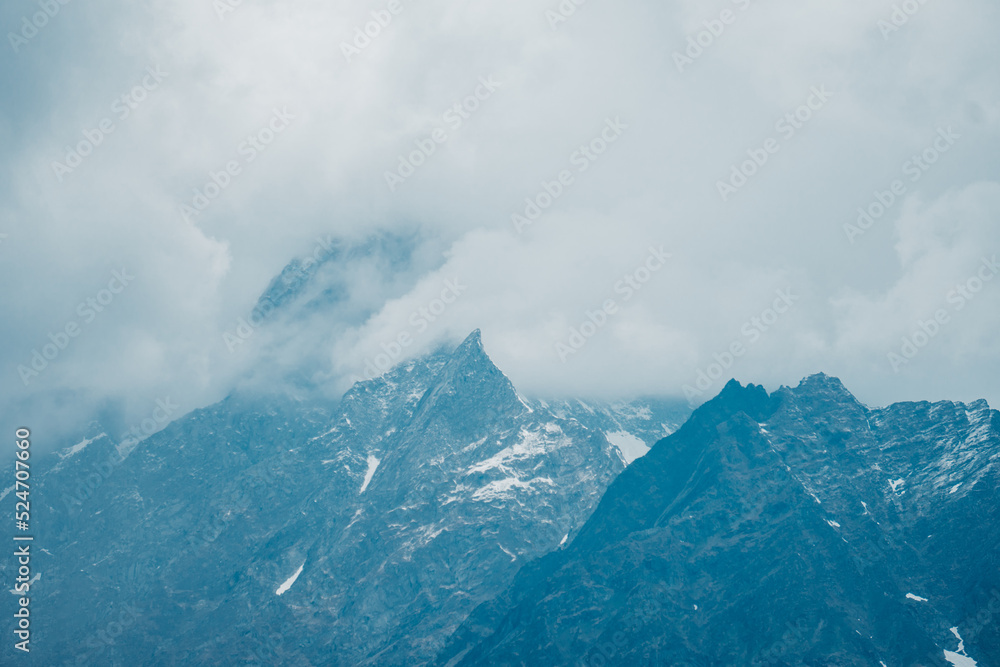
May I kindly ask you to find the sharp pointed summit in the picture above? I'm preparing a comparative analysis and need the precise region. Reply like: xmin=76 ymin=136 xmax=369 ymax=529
xmin=25 ymin=324 xmax=694 ymax=666
xmin=441 ymin=328 xmax=498 ymax=378
xmin=460 ymin=328 xmax=483 ymax=348
xmin=404 ymin=330 xmax=525 ymax=441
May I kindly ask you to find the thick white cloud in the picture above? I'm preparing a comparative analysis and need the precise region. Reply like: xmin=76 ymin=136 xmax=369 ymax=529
xmin=831 ymin=181 xmax=1000 ymax=404
xmin=1 ymin=0 xmax=999 ymax=448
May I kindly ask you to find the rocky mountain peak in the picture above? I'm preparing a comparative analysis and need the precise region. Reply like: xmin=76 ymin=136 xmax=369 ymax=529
xmin=688 ymin=378 xmax=774 ymax=428
xmin=406 ymin=330 xmax=526 ymax=433
xmin=792 ymin=372 xmax=857 ymax=399
xmin=444 ymin=328 xmax=490 ymax=369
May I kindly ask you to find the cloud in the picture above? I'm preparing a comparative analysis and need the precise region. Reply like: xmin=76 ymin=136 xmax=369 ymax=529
xmin=830 ymin=182 xmax=1000 ymax=402
xmin=2 ymin=0 xmax=999 ymax=447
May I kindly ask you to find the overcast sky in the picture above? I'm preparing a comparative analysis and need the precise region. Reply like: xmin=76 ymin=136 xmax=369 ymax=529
xmin=2 ymin=0 xmax=999 ymax=448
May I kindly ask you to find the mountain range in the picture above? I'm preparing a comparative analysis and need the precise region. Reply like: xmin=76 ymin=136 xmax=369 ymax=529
xmin=4 ymin=330 xmax=689 ymax=665
xmin=3 ymin=239 xmax=996 ymax=667
xmin=437 ymin=374 xmax=1000 ymax=667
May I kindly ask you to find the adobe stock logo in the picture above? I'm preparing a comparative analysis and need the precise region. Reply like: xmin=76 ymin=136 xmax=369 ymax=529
xmin=180 ymin=107 xmax=295 ymax=223
xmin=59 ymin=398 xmax=179 ymax=515
xmin=7 ymin=0 xmax=73 ymax=54
xmin=17 ymin=269 xmax=135 ymax=386
xmin=683 ymin=288 xmax=798 ymax=406
xmin=843 ymin=126 xmax=960 ymax=244
xmin=512 ymin=117 xmax=628 ymax=234
xmin=716 ymin=86 xmax=833 ymax=202
xmin=339 ymin=0 xmax=412 ymax=63
xmin=224 ymin=235 xmax=338 ymax=352
xmin=545 ymin=0 xmax=589 ymax=31
xmin=384 ymin=76 xmax=501 ymax=193
xmin=672 ymin=0 xmax=754 ymax=73
xmin=556 ymin=246 xmax=670 ymax=362
xmin=888 ymin=255 xmax=998 ymax=373
xmin=351 ymin=277 xmax=467 ymax=382
xmin=51 ymin=65 xmax=169 ymax=183
xmin=877 ymin=0 xmax=934 ymax=40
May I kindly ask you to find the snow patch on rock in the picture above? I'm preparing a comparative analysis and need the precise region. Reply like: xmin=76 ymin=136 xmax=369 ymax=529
xmin=605 ymin=430 xmax=649 ymax=465
xmin=360 ymin=455 xmax=381 ymax=494
xmin=276 ymin=562 xmax=305 ymax=596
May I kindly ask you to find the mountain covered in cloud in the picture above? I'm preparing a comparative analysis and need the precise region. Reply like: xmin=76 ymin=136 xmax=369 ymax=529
xmin=5 ymin=232 xmax=993 ymax=665
xmin=7 ymin=325 xmax=998 ymax=666
xmin=436 ymin=374 xmax=1000 ymax=666
xmin=5 ymin=330 xmax=688 ymax=666
xmin=221 ymin=230 xmax=452 ymax=385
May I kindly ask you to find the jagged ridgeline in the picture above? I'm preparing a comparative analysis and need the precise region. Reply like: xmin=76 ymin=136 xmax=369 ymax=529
xmin=6 ymin=330 xmax=688 ymax=666
xmin=6 ymin=229 xmax=996 ymax=667
xmin=437 ymin=376 xmax=1000 ymax=667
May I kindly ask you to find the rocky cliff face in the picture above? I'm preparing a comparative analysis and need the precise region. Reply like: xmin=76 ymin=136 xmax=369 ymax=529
xmin=17 ymin=329 xmax=989 ymax=667
xmin=438 ymin=375 xmax=1000 ymax=667
xmin=5 ymin=331 xmax=687 ymax=666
